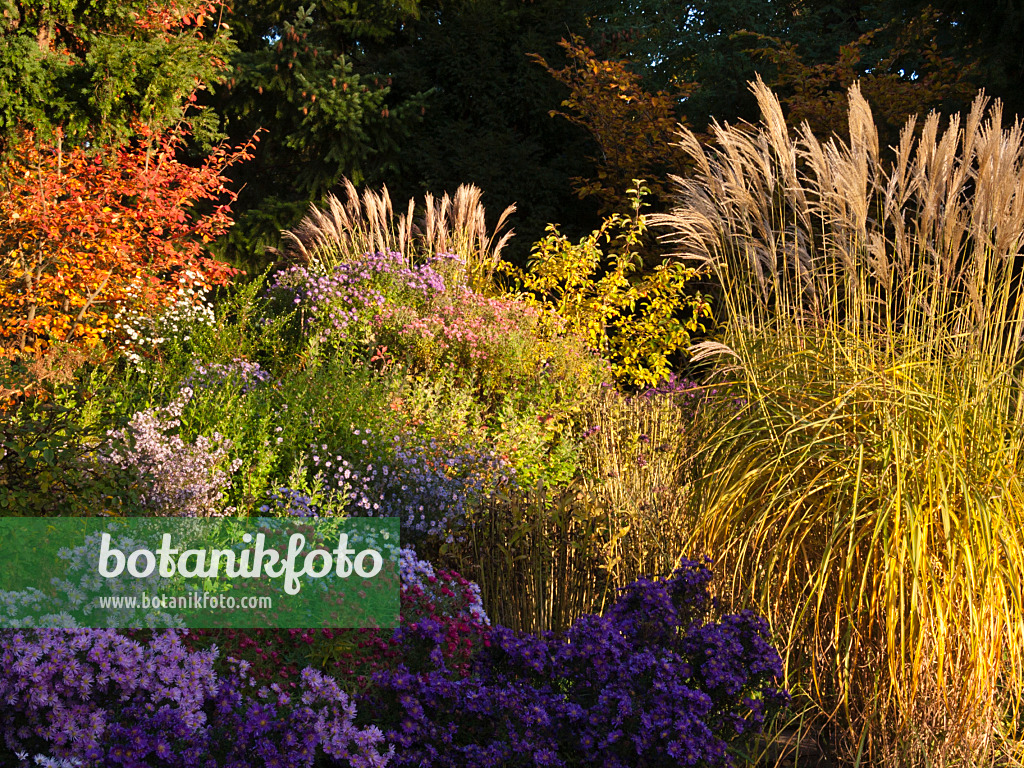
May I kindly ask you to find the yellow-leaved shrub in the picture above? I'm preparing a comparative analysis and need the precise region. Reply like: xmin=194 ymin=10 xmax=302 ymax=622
xmin=503 ymin=182 xmax=712 ymax=388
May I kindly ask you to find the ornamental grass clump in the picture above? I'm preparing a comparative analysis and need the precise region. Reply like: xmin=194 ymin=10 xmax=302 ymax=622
xmin=654 ymin=78 xmax=1024 ymax=765
xmin=451 ymin=383 xmax=728 ymax=635
xmin=281 ymin=178 xmax=515 ymax=291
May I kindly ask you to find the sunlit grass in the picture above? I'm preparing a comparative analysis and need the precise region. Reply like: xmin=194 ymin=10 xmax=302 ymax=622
xmin=280 ymin=177 xmax=515 ymax=290
xmin=655 ymin=78 xmax=1024 ymax=765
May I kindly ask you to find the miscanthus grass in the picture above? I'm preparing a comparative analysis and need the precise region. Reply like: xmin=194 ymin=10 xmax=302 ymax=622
xmin=654 ymin=79 xmax=1024 ymax=766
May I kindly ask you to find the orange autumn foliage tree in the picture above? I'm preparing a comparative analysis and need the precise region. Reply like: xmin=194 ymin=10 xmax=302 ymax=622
xmin=530 ymin=36 xmax=693 ymax=214
xmin=0 ymin=127 xmax=257 ymax=356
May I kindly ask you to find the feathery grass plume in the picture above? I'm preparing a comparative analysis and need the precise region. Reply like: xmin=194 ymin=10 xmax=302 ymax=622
xmin=653 ymin=77 xmax=1024 ymax=766
xmin=281 ymin=178 xmax=415 ymax=267
xmin=281 ymin=180 xmax=514 ymax=289
xmin=420 ymin=183 xmax=516 ymax=290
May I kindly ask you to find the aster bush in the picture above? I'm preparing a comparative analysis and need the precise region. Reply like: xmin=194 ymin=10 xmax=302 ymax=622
xmin=97 ymin=388 xmax=242 ymax=517
xmin=261 ymin=430 xmax=514 ymax=543
xmin=184 ymin=547 xmax=490 ymax=694
xmin=266 ymin=251 xmax=454 ymax=354
xmin=112 ymin=271 xmax=218 ymax=375
xmin=266 ymin=248 xmax=604 ymax=417
xmin=180 ymin=358 xmax=274 ymax=396
xmin=371 ymin=290 xmax=603 ymax=409
xmin=0 ymin=628 xmax=392 ymax=767
xmin=363 ymin=561 xmax=787 ymax=768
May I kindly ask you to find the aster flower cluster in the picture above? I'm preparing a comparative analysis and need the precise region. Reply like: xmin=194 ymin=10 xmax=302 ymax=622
xmin=267 ymin=251 xmax=453 ymax=343
xmin=370 ymin=293 xmax=547 ymax=380
xmin=365 ymin=560 xmax=788 ymax=768
xmin=372 ymin=293 xmax=537 ymax=365
xmin=392 ymin=547 xmax=490 ymax=677
xmin=98 ymin=389 xmax=241 ymax=516
xmin=640 ymin=373 xmax=706 ymax=400
xmin=179 ymin=358 xmax=273 ymax=395
xmin=262 ymin=430 xmax=514 ymax=542
xmin=0 ymin=629 xmax=219 ymax=763
xmin=184 ymin=548 xmax=490 ymax=692
xmin=113 ymin=272 xmax=217 ymax=372
xmin=399 ymin=547 xmax=488 ymax=631
xmin=371 ymin=289 xmax=603 ymax=409
xmin=0 ymin=629 xmax=392 ymax=767
xmin=347 ymin=435 xmax=514 ymax=541
xmin=0 ymin=531 xmax=185 ymax=630
xmin=639 ymin=374 xmax=748 ymax=422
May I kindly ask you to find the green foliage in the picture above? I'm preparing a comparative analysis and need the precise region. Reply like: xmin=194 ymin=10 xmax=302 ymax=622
xmin=0 ymin=351 xmax=146 ymax=514
xmin=209 ymin=0 xmax=428 ymax=266
xmin=112 ymin=338 xmax=402 ymax=514
xmin=506 ymin=182 xmax=712 ymax=389
xmin=0 ymin=0 xmax=234 ymax=148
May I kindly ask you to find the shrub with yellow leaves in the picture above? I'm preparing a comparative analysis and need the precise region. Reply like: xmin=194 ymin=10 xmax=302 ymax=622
xmin=503 ymin=182 xmax=712 ymax=389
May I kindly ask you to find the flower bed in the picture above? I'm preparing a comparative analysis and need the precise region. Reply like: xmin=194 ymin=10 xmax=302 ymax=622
xmin=0 ymin=246 xmax=786 ymax=766
xmin=1 ymin=553 xmax=786 ymax=767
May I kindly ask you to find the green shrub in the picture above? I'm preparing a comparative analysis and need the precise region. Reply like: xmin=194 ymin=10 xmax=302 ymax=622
xmin=0 ymin=348 xmax=147 ymax=515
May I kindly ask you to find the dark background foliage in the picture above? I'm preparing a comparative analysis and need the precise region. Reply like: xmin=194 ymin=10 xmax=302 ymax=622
xmin=3 ymin=0 xmax=1021 ymax=268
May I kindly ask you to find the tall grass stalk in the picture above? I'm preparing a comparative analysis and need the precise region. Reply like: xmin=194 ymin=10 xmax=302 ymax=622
xmin=281 ymin=178 xmax=515 ymax=288
xmin=653 ymin=79 xmax=1024 ymax=765
xmin=448 ymin=389 xmax=700 ymax=634
xmin=577 ymin=386 xmax=698 ymax=586
xmin=452 ymin=480 xmax=616 ymax=634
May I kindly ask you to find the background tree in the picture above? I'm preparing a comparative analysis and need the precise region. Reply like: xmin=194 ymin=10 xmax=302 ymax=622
xmin=0 ymin=0 xmax=260 ymax=356
xmin=207 ymin=0 xmax=429 ymax=266
xmin=0 ymin=0 xmax=234 ymax=149
xmin=742 ymin=5 xmax=978 ymax=147
xmin=352 ymin=0 xmax=600 ymax=267
xmin=531 ymin=35 xmax=692 ymax=216
xmin=586 ymin=0 xmax=1022 ymax=135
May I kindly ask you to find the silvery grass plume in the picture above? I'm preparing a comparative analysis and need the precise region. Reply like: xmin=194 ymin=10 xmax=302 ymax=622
xmin=280 ymin=178 xmax=515 ymax=291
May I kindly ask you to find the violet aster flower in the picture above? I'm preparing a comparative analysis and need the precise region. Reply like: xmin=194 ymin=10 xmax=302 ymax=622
xmin=364 ymin=560 xmax=787 ymax=767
